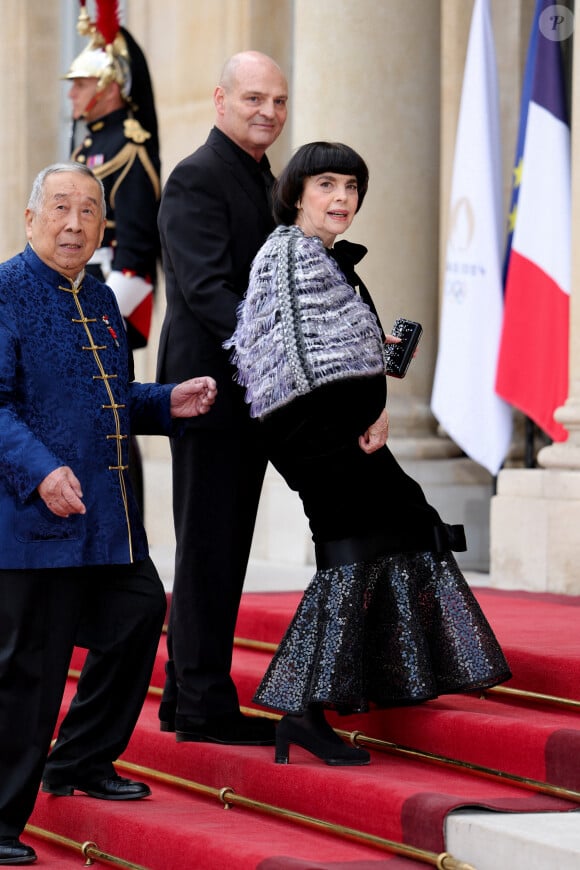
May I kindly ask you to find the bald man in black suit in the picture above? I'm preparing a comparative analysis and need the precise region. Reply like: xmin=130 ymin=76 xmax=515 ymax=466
xmin=156 ymin=51 xmax=288 ymax=744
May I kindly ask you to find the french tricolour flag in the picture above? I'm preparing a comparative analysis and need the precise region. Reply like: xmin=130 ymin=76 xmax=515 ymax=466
xmin=495 ymin=0 xmax=571 ymax=442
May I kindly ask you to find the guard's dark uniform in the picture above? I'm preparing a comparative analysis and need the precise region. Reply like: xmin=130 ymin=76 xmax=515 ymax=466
xmin=73 ymin=106 xmax=161 ymax=350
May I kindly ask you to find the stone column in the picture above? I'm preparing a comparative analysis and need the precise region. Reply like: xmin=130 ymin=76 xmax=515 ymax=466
xmin=490 ymin=3 xmax=580 ymax=594
xmin=0 ymin=1 xmax=60 ymax=263
xmin=293 ymin=0 xmax=442 ymax=445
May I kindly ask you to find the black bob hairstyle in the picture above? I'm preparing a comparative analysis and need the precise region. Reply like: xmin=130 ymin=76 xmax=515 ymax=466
xmin=272 ymin=141 xmax=369 ymax=227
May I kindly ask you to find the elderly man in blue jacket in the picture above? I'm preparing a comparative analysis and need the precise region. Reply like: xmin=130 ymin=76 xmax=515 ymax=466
xmin=0 ymin=162 xmax=216 ymax=865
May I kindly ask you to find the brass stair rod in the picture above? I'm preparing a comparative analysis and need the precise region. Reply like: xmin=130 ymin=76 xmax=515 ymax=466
xmin=484 ymin=684 xmax=580 ymax=712
xmin=24 ymin=824 xmax=149 ymax=869
xmin=115 ymin=759 xmax=475 ymax=870
xmin=216 ymin=787 xmax=476 ymax=870
xmin=342 ymin=730 xmax=580 ymax=804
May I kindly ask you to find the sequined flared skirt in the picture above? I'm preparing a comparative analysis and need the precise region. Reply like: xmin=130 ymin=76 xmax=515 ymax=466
xmin=254 ymin=551 xmax=511 ymax=714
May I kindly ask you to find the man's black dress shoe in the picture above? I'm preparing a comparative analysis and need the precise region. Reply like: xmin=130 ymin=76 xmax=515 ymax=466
xmin=41 ymin=775 xmax=151 ymax=801
xmin=0 ymin=838 xmax=37 ymax=865
xmin=175 ymin=711 xmax=276 ymax=745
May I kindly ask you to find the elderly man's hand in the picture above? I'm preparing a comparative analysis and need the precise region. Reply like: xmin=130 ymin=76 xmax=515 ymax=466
xmin=38 ymin=466 xmax=86 ymax=517
xmin=170 ymin=376 xmax=217 ymax=418
xmin=358 ymin=408 xmax=389 ymax=454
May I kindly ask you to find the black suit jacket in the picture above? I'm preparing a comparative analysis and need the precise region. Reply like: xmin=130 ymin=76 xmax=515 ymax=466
xmin=156 ymin=127 xmax=276 ymax=428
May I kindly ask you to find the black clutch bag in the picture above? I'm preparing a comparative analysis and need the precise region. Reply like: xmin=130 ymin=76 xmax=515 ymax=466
xmin=383 ymin=318 xmax=423 ymax=378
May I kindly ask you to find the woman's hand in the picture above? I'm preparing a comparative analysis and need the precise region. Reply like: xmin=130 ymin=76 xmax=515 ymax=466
xmin=358 ymin=408 xmax=389 ymax=454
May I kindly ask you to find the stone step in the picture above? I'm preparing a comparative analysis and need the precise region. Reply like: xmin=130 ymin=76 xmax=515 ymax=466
xmin=446 ymin=809 xmax=580 ymax=870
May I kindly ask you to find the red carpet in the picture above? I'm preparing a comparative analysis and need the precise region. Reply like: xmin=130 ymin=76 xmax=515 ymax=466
xmin=31 ymin=586 xmax=580 ymax=869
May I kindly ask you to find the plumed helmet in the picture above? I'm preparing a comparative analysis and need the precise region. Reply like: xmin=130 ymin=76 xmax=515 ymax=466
xmin=63 ymin=1 xmax=132 ymax=100
xmin=118 ymin=26 xmax=160 ymax=157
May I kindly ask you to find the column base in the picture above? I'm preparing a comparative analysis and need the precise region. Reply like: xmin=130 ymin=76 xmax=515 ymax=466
xmin=490 ymin=468 xmax=580 ymax=594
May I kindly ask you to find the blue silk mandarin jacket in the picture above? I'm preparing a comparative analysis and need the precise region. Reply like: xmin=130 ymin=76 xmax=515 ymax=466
xmin=0 ymin=245 xmax=175 ymax=569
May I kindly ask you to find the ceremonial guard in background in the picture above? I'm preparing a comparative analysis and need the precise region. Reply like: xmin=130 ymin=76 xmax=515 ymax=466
xmin=64 ymin=0 xmax=162 ymax=512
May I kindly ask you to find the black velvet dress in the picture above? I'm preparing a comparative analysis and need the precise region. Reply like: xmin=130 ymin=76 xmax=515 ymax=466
xmin=253 ymin=374 xmax=511 ymax=715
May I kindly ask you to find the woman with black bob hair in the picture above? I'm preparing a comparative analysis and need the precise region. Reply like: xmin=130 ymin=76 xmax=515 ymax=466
xmin=272 ymin=140 xmax=369 ymax=225
xmin=225 ymin=141 xmax=510 ymax=766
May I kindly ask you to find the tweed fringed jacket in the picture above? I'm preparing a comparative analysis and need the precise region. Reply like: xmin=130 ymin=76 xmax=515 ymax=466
xmin=225 ymin=225 xmax=386 ymax=419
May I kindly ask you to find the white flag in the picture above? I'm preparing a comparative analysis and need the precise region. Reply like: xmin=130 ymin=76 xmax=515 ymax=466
xmin=431 ymin=0 xmax=512 ymax=475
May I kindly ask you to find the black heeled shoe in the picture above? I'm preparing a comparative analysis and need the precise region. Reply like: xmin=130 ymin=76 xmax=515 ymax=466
xmin=275 ymin=712 xmax=370 ymax=766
